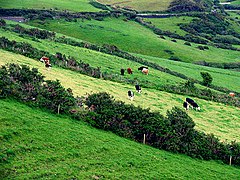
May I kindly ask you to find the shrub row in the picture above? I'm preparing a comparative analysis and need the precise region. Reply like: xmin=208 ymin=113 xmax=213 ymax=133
xmin=0 ymin=36 xmax=102 ymax=78
xmin=83 ymin=92 xmax=240 ymax=166
xmin=0 ymin=33 xmax=239 ymax=107
xmin=1 ymin=63 xmax=239 ymax=167
xmin=0 ymin=63 xmax=76 ymax=113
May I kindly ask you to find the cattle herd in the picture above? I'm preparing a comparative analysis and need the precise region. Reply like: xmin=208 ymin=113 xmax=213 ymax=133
xmin=40 ymin=58 xmax=201 ymax=111
xmin=124 ymin=66 xmax=202 ymax=111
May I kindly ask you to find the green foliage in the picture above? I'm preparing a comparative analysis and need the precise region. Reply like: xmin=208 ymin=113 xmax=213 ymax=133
xmin=84 ymin=92 xmax=240 ymax=166
xmin=200 ymin=71 xmax=213 ymax=86
xmin=0 ymin=63 xmax=76 ymax=113
xmin=1 ymin=99 xmax=240 ymax=179
xmin=0 ymin=19 xmax=6 ymax=26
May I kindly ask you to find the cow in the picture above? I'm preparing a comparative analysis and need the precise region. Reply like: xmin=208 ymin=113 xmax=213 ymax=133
xmin=128 ymin=90 xmax=134 ymax=101
xmin=229 ymin=92 xmax=235 ymax=97
xmin=138 ymin=66 xmax=148 ymax=71
xmin=40 ymin=56 xmax=49 ymax=63
xmin=135 ymin=84 xmax=141 ymax=93
xmin=183 ymin=101 xmax=189 ymax=110
xmin=192 ymin=102 xmax=200 ymax=111
xmin=127 ymin=68 xmax=133 ymax=74
xmin=186 ymin=97 xmax=195 ymax=105
xmin=142 ymin=68 xmax=149 ymax=75
xmin=120 ymin=68 xmax=125 ymax=76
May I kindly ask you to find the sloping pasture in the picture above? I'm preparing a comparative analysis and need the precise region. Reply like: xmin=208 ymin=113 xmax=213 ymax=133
xmin=0 ymin=27 xmax=186 ymax=89
xmin=0 ymin=0 xmax=100 ymax=12
xmin=97 ymin=0 xmax=172 ymax=11
xmin=143 ymin=16 xmax=196 ymax=36
xmin=135 ymin=53 xmax=240 ymax=93
xmin=26 ymin=17 xmax=240 ymax=63
xmin=1 ymin=50 xmax=240 ymax=142
xmin=1 ymin=99 xmax=240 ymax=179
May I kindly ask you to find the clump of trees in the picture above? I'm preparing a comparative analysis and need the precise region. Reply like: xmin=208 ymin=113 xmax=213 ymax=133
xmin=201 ymin=72 xmax=213 ymax=86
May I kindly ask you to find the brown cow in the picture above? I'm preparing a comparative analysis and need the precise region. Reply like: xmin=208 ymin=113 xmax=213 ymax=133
xmin=229 ymin=92 xmax=235 ymax=97
xmin=127 ymin=68 xmax=133 ymax=74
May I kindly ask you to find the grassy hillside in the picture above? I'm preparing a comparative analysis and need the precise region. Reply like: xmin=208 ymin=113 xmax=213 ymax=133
xmin=0 ymin=27 xmax=186 ymax=89
xmin=0 ymin=0 xmax=100 ymax=12
xmin=143 ymin=16 xmax=195 ymax=36
xmin=97 ymin=0 xmax=172 ymax=11
xmin=1 ymin=99 xmax=240 ymax=179
xmin=27 ymin=17 xmax=240 ymax=63
xmin=135 ymin=53 xmax=240 ymax=92
xmin=1 ymin=49 xmax=240 ymax=142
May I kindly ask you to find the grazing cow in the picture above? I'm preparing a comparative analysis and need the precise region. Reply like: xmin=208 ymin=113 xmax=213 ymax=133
xmin=192 ymin=102 xmax=200 ymax=111
xmin=120 ymin=68 xmax=125 ymax=76
xmin=229 ymin=92 xmax=235 ymax=97
xmin=183 ymin=101 xmax=189 ymax=110
xmin=186 ymin=97 xmax=195 ymax=105
xmin=128 ymin=90 xmax=134 ymax=101
xmin=40 ymin=56 xmax=49 ymax=63
xmin=138 ymin=66 xmax=148 ymax=71
xmin=135 ymin=84 xmax=141 ymax=93
xmin=127 ymin=68 xmax=133 ymax=74
xmin=142 ymin=68 xmax=149 ymax=75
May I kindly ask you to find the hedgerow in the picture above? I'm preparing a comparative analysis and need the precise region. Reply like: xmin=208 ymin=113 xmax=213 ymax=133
xmin=0 ymin=63 xmax=76 ymax=113
xmin=83 ymin=92 xmax=240 ymax=166
xmin=1 ymin=63 xmax=240 ymax=166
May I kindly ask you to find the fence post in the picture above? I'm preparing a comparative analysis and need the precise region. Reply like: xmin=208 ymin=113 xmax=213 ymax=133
xmin=229 ymin=155 xmax=232 ymax=166
xmin=143 ymin=134 xmax=146 ymax=144
xmin=58 ymin=104 xmax=60 ymax=114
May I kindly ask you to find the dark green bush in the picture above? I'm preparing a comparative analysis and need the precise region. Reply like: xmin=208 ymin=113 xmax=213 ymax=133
xmin=84 ymin=92 xmax=240 ymax=166
xmin=0 ymin=63 xmax=76 ymax=113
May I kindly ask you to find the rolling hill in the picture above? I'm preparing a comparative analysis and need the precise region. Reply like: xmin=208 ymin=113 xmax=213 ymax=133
xmin=1 ymin=99 xmax=240 ymax=179
xmin=1 ymin=0 xmax=240 ymax=178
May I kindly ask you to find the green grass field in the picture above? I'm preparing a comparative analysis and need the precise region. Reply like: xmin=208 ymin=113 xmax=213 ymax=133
xmin=1 ymin=99 xmax=240 ymax=179
xmin=143 ymin=16 xmax=196 ymax=36
xmin=135 ymin=53 xmax=240 ymax=92
xmin=1 ymin=50 xmax=240 ymax=142
xmin=97 ymin=0 xmax=172 ymax=11
xmin=0 ymin=0 xmax=99 ymax=12
xmin=27 ymin=17 xmax=240 ymax=63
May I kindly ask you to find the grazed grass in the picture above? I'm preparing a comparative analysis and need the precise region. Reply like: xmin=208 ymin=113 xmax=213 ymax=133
xmin=0 ymin=27 xmax=186 ymax=90
xmin=1 ymin=50 xmax=240 ymax=142
xmin=0 ymin=0 xmax=100 ymax=12
xmin=135 ymin=53 xmax=240 ymax=92
xmin=1 ymin=99 xmax=240 ymax=179
xmin=143 ymin=16 xmax=196 ymax=36
xmin=26 ymin=17 xmax=240 ymax=63
xmin=97 ymin=0 xmax=172 ymax=11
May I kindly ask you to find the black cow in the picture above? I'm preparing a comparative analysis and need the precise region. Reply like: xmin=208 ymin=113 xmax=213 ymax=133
xmin=183 ymin=101 xmax=189 ymax=110
xmin=138 ymin=66 xmax=148 ymax=71
xmin=128 ymin=90 xmax=134 ymax=101
xmin=192 ymin=102 xmax=200 ymax=111
xmin=120 ymin=68 xmax=125 ymax=75
xmin=186 ymin=97 xmax=194 ymax=105
xmin=135 ymin=84 xmax=141 ymax=93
